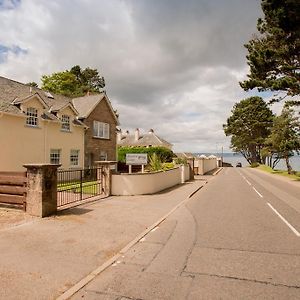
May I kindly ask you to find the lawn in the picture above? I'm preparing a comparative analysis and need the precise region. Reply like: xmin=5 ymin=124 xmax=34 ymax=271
xmin=256 ymin=164 xmax=300 ymax=181
xmin=58 ymin=180 xmax=100 ymax=194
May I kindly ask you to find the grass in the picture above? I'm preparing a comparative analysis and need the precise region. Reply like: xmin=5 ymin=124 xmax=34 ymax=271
xmin=58 ymin=180 xmax=100 ymax=194
xmin=256 ymin=164 xmax=300 ymax=181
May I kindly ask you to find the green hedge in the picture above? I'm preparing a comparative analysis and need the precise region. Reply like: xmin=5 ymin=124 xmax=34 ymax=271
xmin=118 ymin=146 xmax=174 ymax=163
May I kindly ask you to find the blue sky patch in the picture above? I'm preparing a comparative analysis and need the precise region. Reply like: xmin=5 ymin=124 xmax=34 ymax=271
xmin=0 ymin=44 xmax=28 ymax=63
xmin=0 ymin=0 xmax=21 ymax=10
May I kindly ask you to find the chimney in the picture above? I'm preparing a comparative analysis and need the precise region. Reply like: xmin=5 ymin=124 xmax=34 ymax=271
xmin=29 ymin=86 xmax=32 ymax=94
xmin=135 ymin=128 xmax=140 ymax=141
xmin=117 ymin=129 xmax=122 ymax=142
xmin=149 ymin=128 xmax=154 ymax=134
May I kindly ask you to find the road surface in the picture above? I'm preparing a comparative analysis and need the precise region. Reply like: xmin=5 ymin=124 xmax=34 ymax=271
xmin=72 ymin=167 xmax=300 ymax=300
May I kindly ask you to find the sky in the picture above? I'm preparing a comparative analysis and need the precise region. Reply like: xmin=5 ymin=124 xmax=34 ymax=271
xmin=0 ymin=0 xmax=274 ymax=153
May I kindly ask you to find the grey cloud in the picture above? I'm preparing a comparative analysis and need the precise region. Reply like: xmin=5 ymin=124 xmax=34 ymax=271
xmin=0 ymin=0 xmax=262 ymax=152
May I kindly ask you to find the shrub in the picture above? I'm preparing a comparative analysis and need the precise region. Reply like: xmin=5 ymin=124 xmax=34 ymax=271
xmin=148 ymin=153 xmax=163 ymax=171
xmin=162 ymin=162 xmax=175 ymax=170
xmin=250 ymin=162 xmax=260 ymax=168
xmin=173 ymin=157 xmax=188 ymax=165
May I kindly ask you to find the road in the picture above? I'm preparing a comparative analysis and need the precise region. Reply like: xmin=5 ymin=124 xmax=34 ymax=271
xmin=71 ymin=167 xmax=300 ymax=300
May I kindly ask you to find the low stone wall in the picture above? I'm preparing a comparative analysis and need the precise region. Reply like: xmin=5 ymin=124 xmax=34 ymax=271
xmin=112 ymin=166 xmax=189 ymax=196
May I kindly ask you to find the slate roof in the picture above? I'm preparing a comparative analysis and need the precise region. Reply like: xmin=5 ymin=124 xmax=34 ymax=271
xmin=118 ymin=129 xmax=172 ymax=149
xmin=175 ymin=152 xmax=195 ymax=159
xmin=0 ymin=76 xmax=74 ymax=115
xmin=72 ymin=93 xmax=119 ymax=124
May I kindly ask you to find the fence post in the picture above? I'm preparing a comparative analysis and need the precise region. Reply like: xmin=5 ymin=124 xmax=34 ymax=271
xmin=23 ymin=164 xmax=60 ymax=217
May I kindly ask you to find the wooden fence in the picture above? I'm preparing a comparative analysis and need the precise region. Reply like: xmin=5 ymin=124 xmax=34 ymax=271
xmin=0 ymin=172 xmax=27 ymax=210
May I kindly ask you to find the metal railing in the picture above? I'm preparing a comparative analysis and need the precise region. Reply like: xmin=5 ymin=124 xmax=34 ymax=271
xmin=57 ymin=167 xmax=103 ymax=208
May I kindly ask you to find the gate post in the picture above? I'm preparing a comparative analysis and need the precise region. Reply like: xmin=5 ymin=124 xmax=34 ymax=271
xmin=23 ymin=164 xmax=60 ymax=217
xmin=95 ymin=161 xmax=117 ymax=197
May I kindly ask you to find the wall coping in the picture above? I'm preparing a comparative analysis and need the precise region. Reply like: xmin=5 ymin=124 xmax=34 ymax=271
xmin=23 ymin=164 xmax=61 ymax=168
xmin=115 ymin=166 xmax=180 ymax=176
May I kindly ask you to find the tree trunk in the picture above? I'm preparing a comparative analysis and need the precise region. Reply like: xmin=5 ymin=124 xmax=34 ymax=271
xmin=285 ymin=155 xmax=293 ymax=174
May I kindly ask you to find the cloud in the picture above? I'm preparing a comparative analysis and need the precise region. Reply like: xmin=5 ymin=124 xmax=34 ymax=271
xmin=0 ymin=0 xmax=263 ymax=152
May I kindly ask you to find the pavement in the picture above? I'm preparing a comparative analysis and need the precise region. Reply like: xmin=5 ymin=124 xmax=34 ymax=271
xmin=0 ymin=175 xmax=209 ymax=300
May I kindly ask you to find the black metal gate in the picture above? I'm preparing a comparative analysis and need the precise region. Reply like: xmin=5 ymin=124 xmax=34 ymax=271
xmin=57 ymin=167 xmax=104 ymax=208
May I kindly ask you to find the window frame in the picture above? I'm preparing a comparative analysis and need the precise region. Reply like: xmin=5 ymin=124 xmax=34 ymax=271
xmin=99 ymin=151 xmax=107 ymax=161
xmin=26 ymin=107 xmax=38 ymax=127
xmin=93 ymin=121 xmax=110 ymax=139
xmin=50 ymin=149 xmax=61 ymax=165
xmin=61 ymin=115 xmax=71 ymax=132
xmin=70 ymin=149 xmax=80 ymax=166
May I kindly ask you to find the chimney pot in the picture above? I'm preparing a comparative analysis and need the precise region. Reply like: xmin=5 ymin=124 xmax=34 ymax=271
xmin=135 ymin=128 xmax=140 ymax=141
xmin=117 ymin=129 xmax=122 ymax=142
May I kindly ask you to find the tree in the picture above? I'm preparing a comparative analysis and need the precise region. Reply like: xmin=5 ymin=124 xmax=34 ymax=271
xmin=240 ymin=0 xmax=300 ymax=104
xmin=266 ymin=107 xmax=300 ymax=173
xmin=26 ymin=82 xmax=38 ymax=88
xmin=223 ymin=96 xmax=274 ymax=164
xmin=41 ymin=65 xmax=105 ymax=97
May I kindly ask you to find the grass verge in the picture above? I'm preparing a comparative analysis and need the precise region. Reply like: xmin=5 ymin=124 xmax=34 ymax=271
xmin=256 ymin=165 xmax=300 ymax=181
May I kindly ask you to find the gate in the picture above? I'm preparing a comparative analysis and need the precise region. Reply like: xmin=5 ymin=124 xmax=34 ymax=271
xmin=57 ymin=166 xmax=104 ymax=208
xmin=0 ymin=172 xmax=27 ymax=210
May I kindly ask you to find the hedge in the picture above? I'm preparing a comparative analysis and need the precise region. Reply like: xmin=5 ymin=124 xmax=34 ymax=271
xmin=118 ymin=146 xmax=174 ymax=163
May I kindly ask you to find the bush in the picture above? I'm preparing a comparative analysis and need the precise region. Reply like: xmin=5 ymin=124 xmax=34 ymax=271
xmin=118 ymin=146 xmax=174 ymax=163
xmin=250 ymin=162 xmax=260 ymax=168
xmin=173 ymin=157 xmax=188 ymax=165
xmin=162 ymin=162 xmax=175 ymax=170
xmin=148 ymin=153 xmax=162 ymax=171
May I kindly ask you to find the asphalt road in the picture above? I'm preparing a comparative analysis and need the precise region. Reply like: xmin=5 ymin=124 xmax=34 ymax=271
xmin=72 ymin=168 xmax=300 ymax=300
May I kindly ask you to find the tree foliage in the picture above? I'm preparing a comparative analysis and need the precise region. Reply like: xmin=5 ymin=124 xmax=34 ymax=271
xmin=223 ymin=96 xmax=274 ymax=163
xmin=240 ymin=0 xmax=300 ymax=103
xmin=266 ymin=107 xmax=300 ymax=173
xmin=26 ymin=82 xmax=38 ymax=88
xmin=41 ymin=65 xmax=105 ymax=97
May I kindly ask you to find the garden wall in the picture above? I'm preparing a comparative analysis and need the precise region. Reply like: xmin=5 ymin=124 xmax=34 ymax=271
xmin=112 ymin=166 xmax=189 ymax=196
xmin=194 ymin=157 xmax=218 ymax=175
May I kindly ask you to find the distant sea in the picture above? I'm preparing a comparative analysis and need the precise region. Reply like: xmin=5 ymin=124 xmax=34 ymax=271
xmin=195 ymin=153 xmax=300 ymax=171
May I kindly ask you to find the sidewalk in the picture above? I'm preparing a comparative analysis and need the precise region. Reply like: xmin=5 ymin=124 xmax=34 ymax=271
xmin=0 ymin=177 xmax=208 ymax=300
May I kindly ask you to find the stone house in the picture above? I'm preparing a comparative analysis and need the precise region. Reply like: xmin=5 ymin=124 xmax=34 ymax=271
xmin=0 ymin=76 xmax=86 ymax=171
xmin=117 ymin=128 xmax=172 ymax=149
xmin=72 ymin=93 xmax=120 ymax=167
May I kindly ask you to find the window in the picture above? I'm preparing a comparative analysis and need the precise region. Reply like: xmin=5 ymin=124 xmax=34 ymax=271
xmin=50 ymin=149 xmax=61 ymax=164
xmin=70 ymin=150 xmax=79 ymax=166
xmin=99 ymin=151 xmax=107 ymax=161
xmin=61 ymin=115 xmax=70 ymax=131
xmin=26 ymin=107 xmax=38 ymax=126
xmin=93 ymin=121 xmax=109 ymax=139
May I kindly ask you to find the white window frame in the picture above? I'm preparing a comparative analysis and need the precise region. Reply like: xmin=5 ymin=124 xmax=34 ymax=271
xmin=93 ymin=121 xmax=110 ymax=139
xmin=70 ymin=150 xmax=80 ymax=166
xmin=99 ymin=151 xmax=107 ymax=161
xmin=50 ymin=149 xmax=61 ymax=164
xmin=26 ymin=107 xmax=38 ymax=127
xmin=61 ymin=115 xmax=70 ymax=132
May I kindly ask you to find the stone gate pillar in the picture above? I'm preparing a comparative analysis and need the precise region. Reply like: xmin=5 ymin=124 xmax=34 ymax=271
xmin=23 ymin=164 xmax=61 ymax=217
xmin=95 ymin=161 xmax=117 ymax=197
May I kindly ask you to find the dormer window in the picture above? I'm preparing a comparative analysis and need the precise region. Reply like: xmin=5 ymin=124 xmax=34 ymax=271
xmin=26 ymin=107 xmax=38 ymax=127
xmin=61 ymin=115 xmax=70 ymax=131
